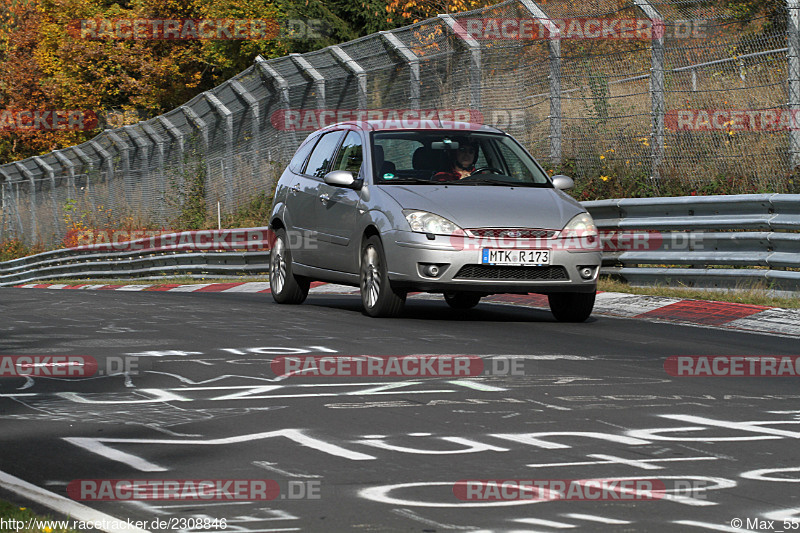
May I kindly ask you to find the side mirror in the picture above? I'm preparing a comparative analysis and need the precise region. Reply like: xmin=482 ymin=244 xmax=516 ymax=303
xmin=324 ymin=170 xmax=362 ymax=190
xmin=552 ymin=175 xmax=574 ymax=190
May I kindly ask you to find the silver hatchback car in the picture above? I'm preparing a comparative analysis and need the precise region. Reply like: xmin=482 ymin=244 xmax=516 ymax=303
xmin=269 ymin=120 xmax=601 ymax=320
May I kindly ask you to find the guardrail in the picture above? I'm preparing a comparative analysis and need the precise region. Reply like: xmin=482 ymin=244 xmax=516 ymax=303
xmin=584 ymin=194 xmax=800 ymax=291
xmin=2 ymin=195 xmax=800 ymax=291
xmin=0 ymin=228 xmax=273 ymax=287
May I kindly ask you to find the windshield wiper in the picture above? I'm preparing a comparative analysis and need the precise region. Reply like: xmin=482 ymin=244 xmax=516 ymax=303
xmin=378 ymin=177 xmax=435 ymax=185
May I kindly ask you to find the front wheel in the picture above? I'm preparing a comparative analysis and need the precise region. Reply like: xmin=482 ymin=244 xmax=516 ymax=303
xmin=548 ymin=292 xmax=596 ymax=322
xmin=270 ymin=228 xmax=310 ymax=304
xmin=444 ymin=291 xmax=482 ymax=310
xmin=360 ymin=236 xmax=406 ymax=317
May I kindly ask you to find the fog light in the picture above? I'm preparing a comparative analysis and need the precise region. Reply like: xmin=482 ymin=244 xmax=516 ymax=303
xmin=419 ymin=263 xmax=447 ymax=278
xmin=579 ymin=266 xmax=596 ymax=280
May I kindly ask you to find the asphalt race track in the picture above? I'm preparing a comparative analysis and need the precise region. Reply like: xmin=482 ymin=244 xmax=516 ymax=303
xmin=1 ymin=287 xmax=799 ymax=532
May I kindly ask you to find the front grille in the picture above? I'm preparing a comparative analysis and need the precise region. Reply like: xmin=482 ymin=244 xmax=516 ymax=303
xmin=454 ymin=265 xmax=569 ymax=281
xmin=466 ymin=228 xmax=558 ymax=239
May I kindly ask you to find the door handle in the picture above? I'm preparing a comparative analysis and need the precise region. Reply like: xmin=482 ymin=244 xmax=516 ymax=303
xmin=319 ymin=193 xmax=330 ymax=205
xmin=289 ymin=184 xmax=300 ymax=195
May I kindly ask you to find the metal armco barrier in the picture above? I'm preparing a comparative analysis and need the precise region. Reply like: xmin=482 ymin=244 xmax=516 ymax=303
xmin=2 ymin=195 xmax=800 ymax=291
xmin=0 ymin=228 xmax=273 ymax=286
xmin=583 ymin=194 xmax=800 ymax=291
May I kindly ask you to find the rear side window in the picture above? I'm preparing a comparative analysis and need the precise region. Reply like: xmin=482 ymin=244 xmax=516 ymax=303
xmin=305 ymin=131 xmax=344 ymax=179
xmin=288 ymin=134 xmax=319 ymax=173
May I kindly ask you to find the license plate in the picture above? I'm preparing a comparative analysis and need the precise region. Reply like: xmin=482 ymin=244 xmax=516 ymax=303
xmin=482 ymin=249 xmax=550 ymax=266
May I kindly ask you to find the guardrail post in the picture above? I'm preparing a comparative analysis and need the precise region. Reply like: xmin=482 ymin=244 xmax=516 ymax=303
xmin=14 ymin=163 xmax=36 ymax=243
xmin=789 ymin=0 xmax=800 ymax=170
xmin=330 ymin=46 xmax=368 ymax=110
xmin=33 ymin=156 xmax=60 ymax=239
xmin=520 ymin=0 xmax=561 ymax=167
xmin=290 ymin=53 xmax=326 ymax=110
xmin=380 ymin=30 xmax=421 ymax=110
xmin=140 ymin=123 xmax=167 ymax=221
xmin=204 ymin=92 xmax=235 ymax=211
xmin=438 ymin=14 xmax=482 ymax=109
xmin=634 ymin=0 xmax=665 ymax=181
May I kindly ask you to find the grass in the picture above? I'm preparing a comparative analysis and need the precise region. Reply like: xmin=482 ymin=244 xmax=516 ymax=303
xmin=18 ymin=275 xmax=800 ymax=309
xmin=0 ymin=500 xmax=79 ymax=533
xmin=597 ymin=277 xmax=800 ymax=309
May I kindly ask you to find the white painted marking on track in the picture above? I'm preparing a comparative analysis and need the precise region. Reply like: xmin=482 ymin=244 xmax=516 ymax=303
xmin=222 ymin=282 xmax=271 ymax=292
xmin=564 ymin=513 xmax=631 ymax=524
xmin=0 ymin=469 xmax=149 ymax=533
xmin=167 ymin=284 xmax=213 ymax=291
xmin=512 ymin=517 xmax=576 ymax=528
xmin=446 ymin=380 xmax=507 ymax=392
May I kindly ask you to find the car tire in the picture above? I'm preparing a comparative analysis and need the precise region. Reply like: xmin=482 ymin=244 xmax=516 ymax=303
xmin=270 ymin=228 xmax=310 ymax=304
xmin=360 ymin=236 xmax=406 ymax=317
xmin=547 ymin=291 xmax=596 ymax=322
xmin=444 ymin=291 xmax=482 ymax=310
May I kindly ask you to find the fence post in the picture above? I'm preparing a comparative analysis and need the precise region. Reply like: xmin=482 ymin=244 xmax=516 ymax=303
xmin=106 ymin=130 xmax=133 ymax=206
xmin=634 ymin=0 xmax=665 ymax=180
xmin=14 ymin=163 xmax=36 ymax=243
xmin=181 ymin=105 xmax=212 ymax=201
xmin=290 ymin=53 xmax=326 ymax=110
xmin=789 ymin=0 xmax=800 ymax=170
xmin=32 ymin=156 xmax=60 ymax=240
xmin=438 ymin=14 xmax=481 ymax=109
xmin=0 ymin=168 xmax=9 ymax=241
xmin=157 ymin=115 xmax=185 ymax=182
xmin=520 ymin=0 xmax=561 ymax=167
xmin=141 ymin=122 xmax=167 ymax=222
xmin=380 ymin=30 xmax=421 ymax=110
xmin=70 ymin=146 xmax=96 ymax=212
xmin=230 ymin=80 xmax=261 ymax=171
xmin=254 ymin=55 xmax=296 ymax=159
xmin=330 ymin=46 xmax=368 ymax=110
xmin=204 ymin=92 xmax=235 ymax=211
xmin=53 ymin=150 xmax=76 ymax=202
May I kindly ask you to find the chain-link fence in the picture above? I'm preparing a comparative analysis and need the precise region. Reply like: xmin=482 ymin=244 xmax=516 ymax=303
xmin=1 ymin=0 xmax=797 ymax=247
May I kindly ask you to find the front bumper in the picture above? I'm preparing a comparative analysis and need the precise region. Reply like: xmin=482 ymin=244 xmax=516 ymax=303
xmin=384 ymin=230 xmax=601 ymax=294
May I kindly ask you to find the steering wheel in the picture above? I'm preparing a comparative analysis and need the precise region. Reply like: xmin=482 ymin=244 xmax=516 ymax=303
xmin=467 ymin=167 xmax=503 ymax=177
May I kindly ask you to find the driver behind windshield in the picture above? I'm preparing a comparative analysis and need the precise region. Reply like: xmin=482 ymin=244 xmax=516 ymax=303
xmin=434 ymin=138 xmax=478 ymax=181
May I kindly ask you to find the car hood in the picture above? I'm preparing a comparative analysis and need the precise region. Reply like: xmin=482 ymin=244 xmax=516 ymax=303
xmin=379 ymin=184 xmax=585 ymax=230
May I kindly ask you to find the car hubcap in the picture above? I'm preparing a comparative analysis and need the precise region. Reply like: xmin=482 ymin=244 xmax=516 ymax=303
xmin=270 ymin=237 xmax=286 ymax=294
xmin=362 ymin=246 xmax=380 ymax=308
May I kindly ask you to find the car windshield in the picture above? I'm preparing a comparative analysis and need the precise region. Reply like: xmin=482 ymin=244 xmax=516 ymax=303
xmin=371 ymin=131 xmax=552 ymax=186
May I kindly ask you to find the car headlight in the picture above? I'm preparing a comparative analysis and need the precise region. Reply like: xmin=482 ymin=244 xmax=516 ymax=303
xmin=403 ymin=210 xmax=462 ymax=235
xmin=562 ymin=212 xmax=598 ymax=239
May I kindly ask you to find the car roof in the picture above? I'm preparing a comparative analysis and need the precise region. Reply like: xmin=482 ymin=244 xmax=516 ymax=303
xmin=319 ymin=120 xmax=504 ymax=134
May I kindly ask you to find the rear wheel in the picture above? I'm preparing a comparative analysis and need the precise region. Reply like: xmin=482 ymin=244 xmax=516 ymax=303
xmin=270 ymin=228 xmax=310 ymax=304
xmin=548 ymin=291 xmax=595 ymax=322
xmin=444 ymin=291 xmax=482 ymax=310
xmin=360 ymin=236 xmax=406 ymax=317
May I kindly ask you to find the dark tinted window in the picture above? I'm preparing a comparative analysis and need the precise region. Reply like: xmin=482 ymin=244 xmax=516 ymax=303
xmin=332 ymin=131 xmax=363 ymax=174
xmin=305 ymin=131 xmax=344 ymax=179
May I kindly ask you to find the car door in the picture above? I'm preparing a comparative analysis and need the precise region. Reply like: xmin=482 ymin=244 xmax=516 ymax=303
xmin=285 ymin=130 xmax=344 ymax=266
xmin=314 ymin=129 xmax=364 ymax=273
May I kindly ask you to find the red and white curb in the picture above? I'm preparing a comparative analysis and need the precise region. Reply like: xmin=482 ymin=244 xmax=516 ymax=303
xmin=14 ymin=282 xmax=800 ymax=337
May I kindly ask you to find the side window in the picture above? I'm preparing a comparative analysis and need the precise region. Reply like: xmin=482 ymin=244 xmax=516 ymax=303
xmin=332 ymin=131 xmax=363 ymax=175
xmin=304 ymin=131 xmax=344 ymax=179
xmin=288 ymin=134 xmax=319 ymax=173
